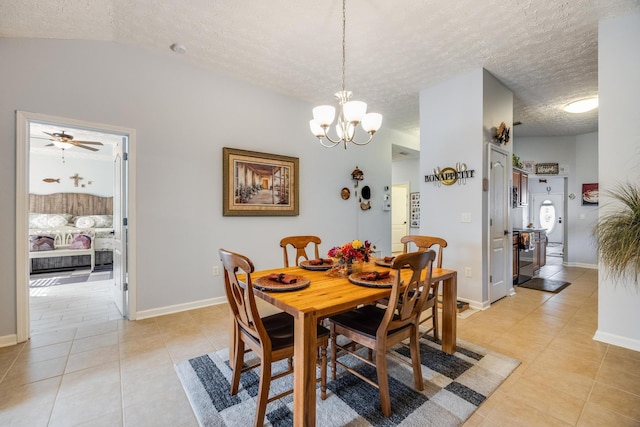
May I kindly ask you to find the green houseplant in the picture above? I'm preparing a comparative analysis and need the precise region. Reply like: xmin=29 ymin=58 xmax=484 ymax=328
xmin=594 ymin=182 xmax=640 ymax=285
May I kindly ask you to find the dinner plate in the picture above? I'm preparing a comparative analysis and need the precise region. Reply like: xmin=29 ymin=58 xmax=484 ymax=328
xmin=348 ymin=271 xmax=395 ymax=288
xmin=253 ymin=274 xmax=310 ymax=292
xmin=299 ymin=259 xmax=334 ymax=271
xmin=374 ymin=259 xmax=409 ymax=269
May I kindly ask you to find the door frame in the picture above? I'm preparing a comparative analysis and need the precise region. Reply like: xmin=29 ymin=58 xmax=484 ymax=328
xmin=15 ymin=111 xmax=137 ymax=343
xmin=391 ymin=183 xmax=409 ymax=253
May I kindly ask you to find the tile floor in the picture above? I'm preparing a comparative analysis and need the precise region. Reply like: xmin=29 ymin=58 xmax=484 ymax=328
xmin=1 ymin=260 xmax=639 ymax=426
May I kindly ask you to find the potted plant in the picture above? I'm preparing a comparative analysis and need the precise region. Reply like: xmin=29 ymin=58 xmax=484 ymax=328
xmin=594 ymin=182 xmax=640 ymax=285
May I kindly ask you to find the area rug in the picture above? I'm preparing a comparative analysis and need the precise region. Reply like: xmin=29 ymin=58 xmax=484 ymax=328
xmin=175 ymin=337 xmax=520 ymax=427
xmin=517 ymin=277 xmax=570 ymax=293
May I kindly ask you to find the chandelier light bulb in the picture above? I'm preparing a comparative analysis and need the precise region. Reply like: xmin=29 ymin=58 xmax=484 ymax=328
xmin=361 ymin=113 xmax=382 ymax=133
xmin=343 ymin=101 xmax=367 ymax=123
xmin=312 ymin=105 xmax=336 ymax=126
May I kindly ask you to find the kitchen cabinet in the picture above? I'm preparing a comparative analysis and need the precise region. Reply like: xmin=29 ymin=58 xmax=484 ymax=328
xmin=512 ymin=168 xmax=529 ymax=207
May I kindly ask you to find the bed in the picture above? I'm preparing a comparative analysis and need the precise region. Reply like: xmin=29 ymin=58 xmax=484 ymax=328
xmin=28 ymin=193 xmax=115 ymax=272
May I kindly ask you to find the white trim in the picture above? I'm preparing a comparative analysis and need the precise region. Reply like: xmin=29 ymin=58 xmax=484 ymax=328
xmin=593 ymin=330 xmax=640 ymax=352
xmin=15 ymin=111 xmax=137 ymax=342
xmin=0 ymin=334 xmax=18 ymax=348
xmin=136 ymin=297 xmax=228 ymax=320
xmin=563 ymin=262 xmax=598 ymax=269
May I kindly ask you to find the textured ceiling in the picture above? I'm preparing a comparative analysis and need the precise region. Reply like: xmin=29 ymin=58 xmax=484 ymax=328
xmin=2 ymin=0 xmax=639 ymax=141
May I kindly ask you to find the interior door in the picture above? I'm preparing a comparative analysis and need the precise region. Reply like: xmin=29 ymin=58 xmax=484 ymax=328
xmin=391 ymin=184 xmax=408 ymax=253
xmin=112 ymin=137 xmax=128 ymax=316
xmin=532 ymin=193 xmax=564 ymax=244
xmin=489 ymin=147 xmax=509 ymax=303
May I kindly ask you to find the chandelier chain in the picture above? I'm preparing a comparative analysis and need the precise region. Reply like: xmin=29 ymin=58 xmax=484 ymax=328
xmin=341 ymin=0 xmax=346 ymax=93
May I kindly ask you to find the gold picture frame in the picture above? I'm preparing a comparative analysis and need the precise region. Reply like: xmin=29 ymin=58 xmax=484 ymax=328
xmin=223 ymin=147 xmax=299 ymax=216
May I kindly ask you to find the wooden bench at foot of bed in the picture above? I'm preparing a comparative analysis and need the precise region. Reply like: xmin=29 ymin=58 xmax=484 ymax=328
xmin=29 ymin=231 xmax=95 ymax=273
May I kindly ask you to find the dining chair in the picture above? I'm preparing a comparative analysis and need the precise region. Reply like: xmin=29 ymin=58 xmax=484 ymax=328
xmin=279 ymin=235 xmax=321 ymax=267
xmin=401 ymin=235 xmax=448 ymax=340
xmin=218 ymin=248 xmax=329 ymax=427
xmin=328 ymin=250 xmax=436 ymax=417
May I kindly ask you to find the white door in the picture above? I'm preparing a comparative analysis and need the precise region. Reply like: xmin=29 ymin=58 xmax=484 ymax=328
xmin=489 ymin=147 xmax=509 ymax=303
xmin=532 ymin=193 xmax=564 ymax=244
xmin=391 ymin=184 xmax=408 ymax=253
xmin=112 ymin=137 xmax=128 ymax=316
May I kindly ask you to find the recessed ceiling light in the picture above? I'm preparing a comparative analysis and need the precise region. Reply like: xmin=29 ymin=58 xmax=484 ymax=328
xmin=563 ymin=97 xmax=598 ymax=113
xmin=170 ymin=43 xmax=187 ymax=54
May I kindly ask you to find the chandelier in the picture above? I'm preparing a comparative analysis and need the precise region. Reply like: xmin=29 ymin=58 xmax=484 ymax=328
xmin=309 ymin=0 xmax=382 ymax=149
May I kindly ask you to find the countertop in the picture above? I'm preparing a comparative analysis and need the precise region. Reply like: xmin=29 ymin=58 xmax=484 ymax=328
xmin=513 ymin=228 xmax=547 ymax=233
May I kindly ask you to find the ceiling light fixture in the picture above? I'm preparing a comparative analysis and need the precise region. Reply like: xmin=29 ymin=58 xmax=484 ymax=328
xmin=563 ymin=97 xmax=598 ymax=113
xmin=309 ymin=0 xmax=382 ymax=149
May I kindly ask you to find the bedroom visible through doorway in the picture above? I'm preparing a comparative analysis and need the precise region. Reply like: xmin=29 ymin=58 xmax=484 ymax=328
xmin=16 ymin=111 xmax=135 ymax=342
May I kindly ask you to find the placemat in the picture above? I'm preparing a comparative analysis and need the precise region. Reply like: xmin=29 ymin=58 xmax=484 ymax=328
xmin=374 ymin=259 xmax=409 ymax=268
xmin=299 ymin=259 xmax=334 ymax=271
xmin=348 ymin=271 xmax=395 ymax=288
xmin=253 ymin=274 xmax=310 ymax=292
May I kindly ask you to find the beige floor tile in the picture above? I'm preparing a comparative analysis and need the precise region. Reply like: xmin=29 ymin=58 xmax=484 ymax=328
xmin=577 ymin=402 xmax=640 ymax=426
xmin=70 ymin=330 xmax=119 ymax=354
xmin=589 ymin=382 xmax=640 ymax=421
xmin=508 ymin=376 xmax=586 ymax=424
xmin=484 ymin=395 xmax=573 ymax=426
xmin=65 ymin=343 xmax=120 ymax=373
xmin=0 ymin=376 xmax=61 ymax=427
xmin=1 ymin=355 xmax=67 ymax=387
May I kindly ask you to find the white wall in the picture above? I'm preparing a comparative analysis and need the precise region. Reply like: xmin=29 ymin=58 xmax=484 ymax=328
xmin=513 ymin=133 xmax=598 ymax=267
xmin=0 ymin=38 xmax=416 ymax=339
xmin=419 ymin=69 xmax=513 ymax=307
xmin=29 ymin=152 xmax=114 ymax=196
xmin=595 ymin=13 xmax=640 ymax=351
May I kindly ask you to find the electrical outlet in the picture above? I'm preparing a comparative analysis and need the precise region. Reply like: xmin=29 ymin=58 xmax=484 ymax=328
xmin=461 ymin=213 xmax=472 ymax=223
xmin=212 ymin=266 xmax=220 ymax=276
xmin=465 ymin=267 xmax=471 ymax=277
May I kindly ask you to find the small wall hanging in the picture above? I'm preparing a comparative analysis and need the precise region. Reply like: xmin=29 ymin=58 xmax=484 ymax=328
xmin=410 ymin=192 xmax=420 ymax=228
xmin=494 ymin=122 xmax=511 ymax=144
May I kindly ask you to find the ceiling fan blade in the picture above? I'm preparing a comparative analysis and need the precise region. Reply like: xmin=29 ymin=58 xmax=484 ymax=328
xmin=45 ymin=143 xmax=54 ymax=147
xmin=71 ymin=140 xmax=103 ymax=145
xmin=75 ymin=144 xmax=100 ymax=152
xmin=43 ymin=131 xmax=56 ymax=138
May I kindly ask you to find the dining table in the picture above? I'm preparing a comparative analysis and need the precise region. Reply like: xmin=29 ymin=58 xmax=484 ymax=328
xmin=248 ymin=259 xmax=458 ymax=427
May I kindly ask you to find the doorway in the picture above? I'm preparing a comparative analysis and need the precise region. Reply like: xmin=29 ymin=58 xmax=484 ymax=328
xmin=15 ymin=111 xmax=136 ymax=343
xmin=489 ymin=146 xmax=510 ymax=303
xmin=391 ymin=184 xmax=409 ymax=254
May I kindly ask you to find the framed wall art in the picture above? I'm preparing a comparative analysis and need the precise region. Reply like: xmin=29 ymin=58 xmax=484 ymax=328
xmin=410 ymin=192 xmax=420 ymax=228
xmin=535 ymin=162 xmax=559 ymax=175
xmin=223 ymin=147 xmax=299 ymax=216
xmin=581 ymin=183 xmax=599 ymax=206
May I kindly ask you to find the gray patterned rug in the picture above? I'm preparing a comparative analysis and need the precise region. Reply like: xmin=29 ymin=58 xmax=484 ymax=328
xmin=175 ymin=337 xmax=519 ymax=426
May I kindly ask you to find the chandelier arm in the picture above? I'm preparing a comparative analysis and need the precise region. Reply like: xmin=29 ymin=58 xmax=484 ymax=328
xmin=348 ymin=134 xmax=375 ymax=146
xmin=317 ymin=137 xmax=342 ymax=148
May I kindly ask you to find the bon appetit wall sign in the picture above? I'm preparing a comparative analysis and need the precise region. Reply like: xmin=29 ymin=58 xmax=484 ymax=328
xmin=425 ymin=164 xmax=475 ymax=186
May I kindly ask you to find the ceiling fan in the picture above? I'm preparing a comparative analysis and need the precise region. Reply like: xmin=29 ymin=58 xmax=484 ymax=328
xmin=42 ymin=131 xmax=104 ymax=152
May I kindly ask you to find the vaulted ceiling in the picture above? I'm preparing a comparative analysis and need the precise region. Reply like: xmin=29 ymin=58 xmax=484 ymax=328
xmin=2 ymin=0 xmax=639 ymax=140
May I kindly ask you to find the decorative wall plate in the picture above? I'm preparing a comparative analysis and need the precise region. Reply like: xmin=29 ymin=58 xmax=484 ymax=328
xmin=341 ymin=187 xmax=351 ymax=200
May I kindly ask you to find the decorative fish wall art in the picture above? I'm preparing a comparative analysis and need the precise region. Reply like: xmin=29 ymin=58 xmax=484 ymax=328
xmin=43 ymin=178 xmax=60 ymax=183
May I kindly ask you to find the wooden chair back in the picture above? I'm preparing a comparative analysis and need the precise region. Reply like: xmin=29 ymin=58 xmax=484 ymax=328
xmin=279 ymin=235 xmax=321 ymax=267
xmin=401 ymin=235 xmax=447 ymax=268
xmin=218 ymin=248 xmax=270 ymax=351
xmin=385 ymin=250 xmax=436 ymax=332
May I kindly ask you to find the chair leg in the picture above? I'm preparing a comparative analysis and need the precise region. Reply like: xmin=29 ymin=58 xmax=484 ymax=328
xmin=254 ymin=358 xmax=272 ymax=427
xmin=375 ymin=349 xmax=392 ymax=417
xmin=320 ymin=342 xmax=327 ymax=400
xmin=330 ymin=323 xmax=337 ymax=380
xmin=230 ymin=335 xmax=244 ymax=395
xmin=433 ymin=307 xmax=439 ymax=341
xmin=410 ymin=327 xmax=424 ymax=391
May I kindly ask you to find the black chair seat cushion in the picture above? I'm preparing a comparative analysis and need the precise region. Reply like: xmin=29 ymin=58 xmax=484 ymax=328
xmin=250 ymin=312 xmax=329 ymax=351
xmin=329 ymin=305 xmax=406 ymax=339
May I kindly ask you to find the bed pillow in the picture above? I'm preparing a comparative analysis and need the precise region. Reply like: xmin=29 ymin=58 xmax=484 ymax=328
xmin=29 ymin=235 xmax=55 ymax=252
xmin=75 ymin=216 xmax=96 ymax=229
xmin=69 ymin=233 xmax=93 ymax=249
xmin=29 ymin=213 xmax=73 ymax=228
xmin=90 ymin=215 xmax=113 ymax=228
xmin=47 ymin=214 xmax=71 ymax=227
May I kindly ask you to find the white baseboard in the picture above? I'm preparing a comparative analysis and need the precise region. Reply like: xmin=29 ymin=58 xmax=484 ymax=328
xmin=563 ymin=261 xmax=598 ymax=269
xmin=0 ymin=334 xmax=18 ymax=348
xmin=135 ymin=296 xmax=228 ymax=320
xmin=593 ymin=330 xmax=640 ymax=352
xmin=457 ymin=297 xmax=490 ymax=311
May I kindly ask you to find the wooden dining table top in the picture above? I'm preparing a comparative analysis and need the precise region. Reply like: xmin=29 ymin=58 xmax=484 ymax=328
xmin=251 ymin=260 xmax=456 ymax=321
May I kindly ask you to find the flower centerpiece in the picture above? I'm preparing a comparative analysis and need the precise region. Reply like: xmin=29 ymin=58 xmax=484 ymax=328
xmin=327 ymin=239 xmax=374 ymax=277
